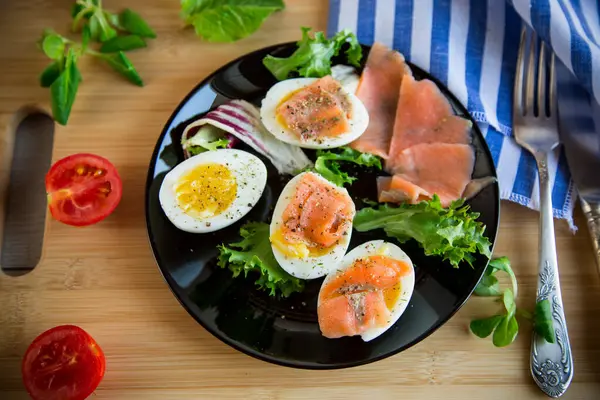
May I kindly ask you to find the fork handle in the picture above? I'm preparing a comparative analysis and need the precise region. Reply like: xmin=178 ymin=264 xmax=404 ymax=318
xmin=581 ymin=199 xmax=600 ymax=276
xmin=530 ymin=154 xmax=574 ymax=398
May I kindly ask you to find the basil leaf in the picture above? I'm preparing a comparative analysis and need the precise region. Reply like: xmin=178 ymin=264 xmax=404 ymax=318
xmin=470 ymin=315 xmax=504 ymax=338
xmin=100 ymin=51 xmax=143 ymax=86
xmin=492 ymin=315 xmax=519 ymax=347
xmin=534 ymin=299 xmax=556 ymax=343
xmin=100 ymin=35 xmax=147 ymax=53
xmin=40 ymin=62 xmax=61 ymax=88
xmin=474 ymin=275 xmax=501 ymax=296
xmin=50 ymin=49 xmax=81 ymax=125
xmin=120 ymin=8 xmax=156 ymax=38
xmin=187 ymin=0 xmax=284 ymax=43
xmin=42 ymin=34 xmax=65 ymax=60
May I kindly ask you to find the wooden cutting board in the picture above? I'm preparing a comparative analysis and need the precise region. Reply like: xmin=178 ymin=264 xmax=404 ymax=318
xmin=1 ymin=1 xmax=600 ymax=399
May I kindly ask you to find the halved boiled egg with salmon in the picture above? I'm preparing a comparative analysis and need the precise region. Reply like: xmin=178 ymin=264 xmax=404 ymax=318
xmin=159 ymin=149 xmax=267 ymax=233
xmin=260 ymin=76 xmax=369 ymax=149
xmin=317 ymin=240 xmax=415 ymax=342
xmin=269 ymin=171 xmax=355 ymax=279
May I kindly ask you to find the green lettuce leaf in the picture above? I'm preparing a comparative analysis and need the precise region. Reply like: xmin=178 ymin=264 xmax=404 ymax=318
xmin=263 ymin=27 xmax=362 ymax=81
xmin=313 ymin=146 xmax=381 ymax=186
xmin=353 ymin=196 xmax=492 ymax=268
xmin=218 ymin=222 xmax=305 ymax=297
xmin=181 ymin=0 xmax=285 ymax=43
xmin=183 ymin=125 xmax=230 ymax=155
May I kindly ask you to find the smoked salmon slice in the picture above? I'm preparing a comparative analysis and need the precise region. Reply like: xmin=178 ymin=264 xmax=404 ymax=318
xmin=385 ymin=74 xmax=472 ymax=174
xmin=277 ymin=76 xmax=352 ymax=140
xmin=318 ymin=255 xmax=411 ymax=339
xmin=379 ymin=143 xmax=475 ymax=207
xmin=279 ymin=172 xmax=354 ymax=251
xmin=349 ymin=42 xmax=412 ymax=159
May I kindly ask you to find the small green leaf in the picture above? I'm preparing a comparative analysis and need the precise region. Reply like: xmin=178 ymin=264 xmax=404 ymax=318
xmin=470 ymin=315 xmax=504 ymax=338
xmin=81 ymin=25 xmax=91 ymax=52
xmin=534 ymin=299 xmax=556 ymax=343
xmin=100 ymin=51 xmax=143 ymax=86
xmin=50 ymin=49 xmax=81 ymax=125
xmin=487 ymin=256 xmax=518 ymax=298
xmin=89 ymin=13 xmax=100 ymax=41
xmin=120 ymin=8 xmax=156 ymax=38
xmin=92 ymin=13 xmax=117 ymax=42
xmin=71 ymin=3 xmax=85 ymax=19
xmin=99 ymin=35 xmax=147 ymax=53
xmin=105 ymin=11 xmax=124 ymax=30
xmin=474 ymin=275 xmax=501 ymax=296
xmin=40 ymin=62 xmax=62 ymax=87
xmin=492 ymin=315 xmax=519 ymax=347
xmin=42 ymin=34 xmax=65 ymax=60
xmin=502 ymin=289 xmax=516 ymax=315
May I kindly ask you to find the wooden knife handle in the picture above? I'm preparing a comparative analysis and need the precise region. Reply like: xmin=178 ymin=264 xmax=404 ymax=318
xmin=581 ymin=198 xmax=600 ymax=275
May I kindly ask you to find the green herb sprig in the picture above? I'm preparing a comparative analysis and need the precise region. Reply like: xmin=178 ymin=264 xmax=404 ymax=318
xmin=470 ymin=256 xmax=555 ymax=346
xmin=38 ymin=1 xmax=156 ymax=125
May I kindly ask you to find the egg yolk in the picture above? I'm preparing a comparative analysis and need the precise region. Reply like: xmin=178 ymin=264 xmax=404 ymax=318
xmin=383 ymin=282 xmax=403 ymax=310
xmin=270 ymin=229 xmax=330 ymax=259
xmin=174 ymin=163 xmax=236 ymax=219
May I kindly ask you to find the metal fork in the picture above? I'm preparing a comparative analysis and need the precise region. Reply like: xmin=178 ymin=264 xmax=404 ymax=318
xmin=513 ymin=26 xmax=573 ymax=398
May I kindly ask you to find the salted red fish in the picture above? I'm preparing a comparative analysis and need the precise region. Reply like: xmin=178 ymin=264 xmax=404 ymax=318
xmin=379 ymin=143 xmax=475 ymax=207
xmin=385 ymin=74 xmax=472 ymax=174
xmin=279 ymin=173 xmax=353 ymax=250
xmin=277 ymin=76 xmax=352 ymax=141
xmin=318 ymin=255 xmax=412 ymax=339
xmin=349 ymin=42 xmax=412 ymax=159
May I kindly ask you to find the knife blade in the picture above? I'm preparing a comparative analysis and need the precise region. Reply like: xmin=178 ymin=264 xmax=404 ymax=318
xmin=557 ymin=64 xmax=600 ymax=273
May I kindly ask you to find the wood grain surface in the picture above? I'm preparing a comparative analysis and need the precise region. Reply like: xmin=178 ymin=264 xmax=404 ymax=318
xmin=1 ymin=1 xmax=600 ymax=399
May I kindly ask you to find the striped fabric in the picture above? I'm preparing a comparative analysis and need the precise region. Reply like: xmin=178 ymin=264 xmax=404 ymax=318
xmin=328 ymin=0 xmax=600 ymax=229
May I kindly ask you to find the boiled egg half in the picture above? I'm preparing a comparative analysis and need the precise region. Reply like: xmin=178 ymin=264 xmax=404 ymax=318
xmin=269 ymin=171 xmax=355 ymax=279
xmin=260 ymin=76 xmax=369 ymax=149
xmin=159 ymin=149 xmax=267 ymax=233
xmin=317 ymin=240 xmax=415 ymax=342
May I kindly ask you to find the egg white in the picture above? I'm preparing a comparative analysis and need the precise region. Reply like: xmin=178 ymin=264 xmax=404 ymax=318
xmin=159 ymin=149 xmax=267 ymax=234
xmin=318 ymin=240 xmax=416 ymax=342
xmin=260 ymin=77 xmax=369 ymax=149
xmin=269 ymin=171 xmax=355 ymax=279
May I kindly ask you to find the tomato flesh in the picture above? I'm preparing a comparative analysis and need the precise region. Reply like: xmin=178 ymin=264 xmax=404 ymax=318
xmin=46 ymin=153 xmax=122 ymax=226
xmin=22 ymin=325 xmax=106 ymax=400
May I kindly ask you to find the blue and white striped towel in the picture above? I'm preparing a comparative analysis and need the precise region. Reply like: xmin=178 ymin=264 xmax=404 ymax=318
xmin=328 ymin=0 xmax=600 ymax=230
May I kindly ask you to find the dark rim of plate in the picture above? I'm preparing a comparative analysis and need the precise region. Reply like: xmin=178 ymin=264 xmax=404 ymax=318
xmin=144 ymin=41 xmax=501 ymax=369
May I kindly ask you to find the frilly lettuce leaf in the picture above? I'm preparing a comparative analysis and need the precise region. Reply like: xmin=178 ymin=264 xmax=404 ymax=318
xmin=313 ymin=146 xmax=382 ymax=187
xmin=263 ymin=27 xmax=362 ymax=81
xmin=354 ymin=196 xmax=492 ymax=268
xmin=217 ymin=222 xmax=305 ymax=297
xmin=182 ymin=125 xmax=230 ymax=155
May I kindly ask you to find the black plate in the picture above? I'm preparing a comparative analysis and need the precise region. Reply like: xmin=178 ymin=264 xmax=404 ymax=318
xmin=145 ymin=43 xmax=500 ymax=369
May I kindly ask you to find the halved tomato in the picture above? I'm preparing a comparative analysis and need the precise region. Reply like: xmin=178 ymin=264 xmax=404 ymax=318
xmin=22 ymin=325 xmax=106 ymax=400
xmin=45 ymin=153 xmax=122 ymax=226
